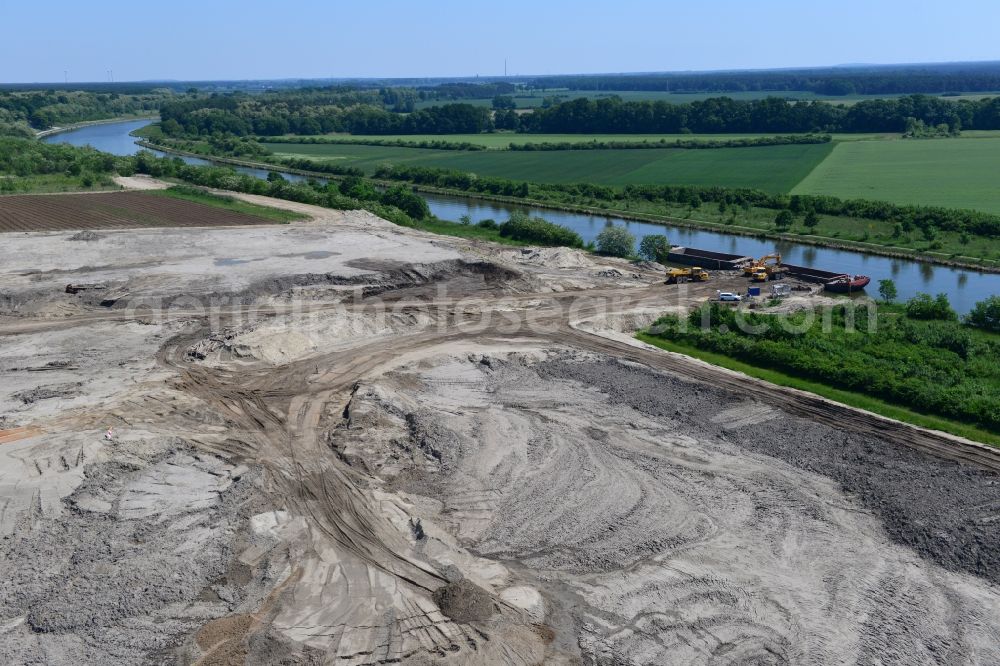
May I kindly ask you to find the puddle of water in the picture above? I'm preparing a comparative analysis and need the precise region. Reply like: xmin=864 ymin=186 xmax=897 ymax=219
xmin=278 ymin=251 xmax=340 ymax=260
xmin=214 ymin=257 xmax=265 ymax=266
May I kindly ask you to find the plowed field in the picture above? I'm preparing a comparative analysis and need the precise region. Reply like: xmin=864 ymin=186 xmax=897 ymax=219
xmin=0 ymin=191 xmax=277 ymax=232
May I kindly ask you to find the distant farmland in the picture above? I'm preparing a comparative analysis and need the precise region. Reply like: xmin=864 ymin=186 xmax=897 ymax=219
xmin=266 ymin=141 xmax=834 ymax=192
xmin=268 ymin=132 xmax=1000 ymax=211
xmin=792 ymin=138 xmax=1000 ymax=214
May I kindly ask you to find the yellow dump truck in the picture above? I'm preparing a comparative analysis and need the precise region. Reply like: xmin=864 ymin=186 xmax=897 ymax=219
xmin=665 ymin=267 xmax=709 ymax=284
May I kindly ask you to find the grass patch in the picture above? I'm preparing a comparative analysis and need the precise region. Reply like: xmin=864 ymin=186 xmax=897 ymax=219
xmin=150 ymin=185 xmax=308 ymax=223
xmin=409 ymin=217 xmax=534 ymax=246
xmin=636 ymin=332 xmax=1000 ymax=447
xmin=131 ymin=123 xmax=164 ymax=140
xmin=793 ymin=138 xmax=1000 ymax=214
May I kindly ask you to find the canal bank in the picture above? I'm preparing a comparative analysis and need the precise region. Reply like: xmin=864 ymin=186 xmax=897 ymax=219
xmin=132 ymin=139 xmax=1000 ymax=276
xmin=43 ymin=119 xmax=1000 ymax=314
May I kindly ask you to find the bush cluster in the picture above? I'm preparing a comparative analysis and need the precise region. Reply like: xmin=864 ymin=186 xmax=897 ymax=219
xmin=650 ymin=299 xmax=1000 ymax=431
xmin=497 ymin=211 xmax=583 ymax=247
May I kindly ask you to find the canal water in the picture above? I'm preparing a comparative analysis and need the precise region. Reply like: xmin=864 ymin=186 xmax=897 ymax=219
xmin=45 ymin=119 xmax=998 ymax=314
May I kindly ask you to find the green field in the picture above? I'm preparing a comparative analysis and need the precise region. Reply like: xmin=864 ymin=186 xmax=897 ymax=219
xmin=270 ymin=132 xmax=895 ymax=148
xmin=267 ymin=141 xmax=833 ymax=192
xmin=792 ymin=138 xmax=1000 ymax=214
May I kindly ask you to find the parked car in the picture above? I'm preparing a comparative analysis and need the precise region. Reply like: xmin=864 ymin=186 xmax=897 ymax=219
xmin=718 ymin=291 xmax=742 ymax=302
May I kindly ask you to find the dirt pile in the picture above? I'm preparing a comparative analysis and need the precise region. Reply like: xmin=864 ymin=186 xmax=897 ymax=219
xmin=432 ymin=580 xmax=496 ymax=623
xmin=67 ymin=230 xmax=102 ymax=242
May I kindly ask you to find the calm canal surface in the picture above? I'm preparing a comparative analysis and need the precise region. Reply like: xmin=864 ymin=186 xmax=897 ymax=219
xmin=45 ymin=119 xmax=998 ymax=314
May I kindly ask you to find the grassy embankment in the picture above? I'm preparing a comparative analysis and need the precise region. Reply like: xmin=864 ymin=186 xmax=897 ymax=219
xmin=149 ymin=185 xmax=308 ymax=223
xmin=638 ymin=303 xmax=1000 ymax=447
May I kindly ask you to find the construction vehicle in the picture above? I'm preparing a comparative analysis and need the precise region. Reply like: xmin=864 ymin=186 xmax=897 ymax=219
xmin=665 ymin=266 xmax=709 ymax=284
xmin=65 ymin=283 xmax=108 ymax=294
xmin=743 ymin=254 xmax=787 ymax=281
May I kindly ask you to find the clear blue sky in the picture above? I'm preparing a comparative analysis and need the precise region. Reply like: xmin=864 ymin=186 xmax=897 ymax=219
xmin=3 ymin=0 xmax=998 ymax=83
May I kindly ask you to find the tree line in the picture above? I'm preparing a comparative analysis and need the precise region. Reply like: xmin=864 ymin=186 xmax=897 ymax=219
xmin=517 ymin=95 xmax=1000 ymax=134
xmin=160 ymin=93 xmax=493 ymax=136
xmin=0 ymin=136 xmax=119 ymax=189
xmin=524 ymin=63 xmax=1000 ymax=96
xmin=159 ymin=91 xmax=1000 ymax=138
xmin=0 ymin=90 xmax=165 ymax=135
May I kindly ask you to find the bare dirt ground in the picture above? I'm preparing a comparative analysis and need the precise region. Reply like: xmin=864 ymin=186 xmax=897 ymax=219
xmin=1 ymin=186 xmax=999 ymax=665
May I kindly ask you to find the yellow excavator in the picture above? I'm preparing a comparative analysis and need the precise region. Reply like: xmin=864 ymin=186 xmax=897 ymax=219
xmin=743 ymin=254 xmax=786 ymax=281
xmin=665 ymin=266 xmax=709 ymax=284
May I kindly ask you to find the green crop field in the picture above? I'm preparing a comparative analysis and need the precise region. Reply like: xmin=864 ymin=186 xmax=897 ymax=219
xmin=792 ymin=137 xmax=1000 ymax=214
xmin=266 ymin=141 xmax=833 ymax=192
xmin=261 ymin=131 xmax=1000 ymax=212
xmin=271 ymin=132 xmax=895 ymax=148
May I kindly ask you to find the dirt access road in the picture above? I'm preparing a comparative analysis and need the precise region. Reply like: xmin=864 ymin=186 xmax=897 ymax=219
xmin=1 ymin=184 xmax=999 ymax=665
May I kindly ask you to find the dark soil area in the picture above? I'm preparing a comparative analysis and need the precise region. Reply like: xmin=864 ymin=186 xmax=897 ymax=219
xmin=536 ymin=356 xmax=1000 ymax=585
xmin=432 ymin=579 xmax=496 ymax=623
xmin=0 ymin=191 xmax=277 ymax=233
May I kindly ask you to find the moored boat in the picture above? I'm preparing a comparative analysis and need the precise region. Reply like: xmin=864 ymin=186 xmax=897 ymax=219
xmin=824 ymin=274 xmax=871 ymax=293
